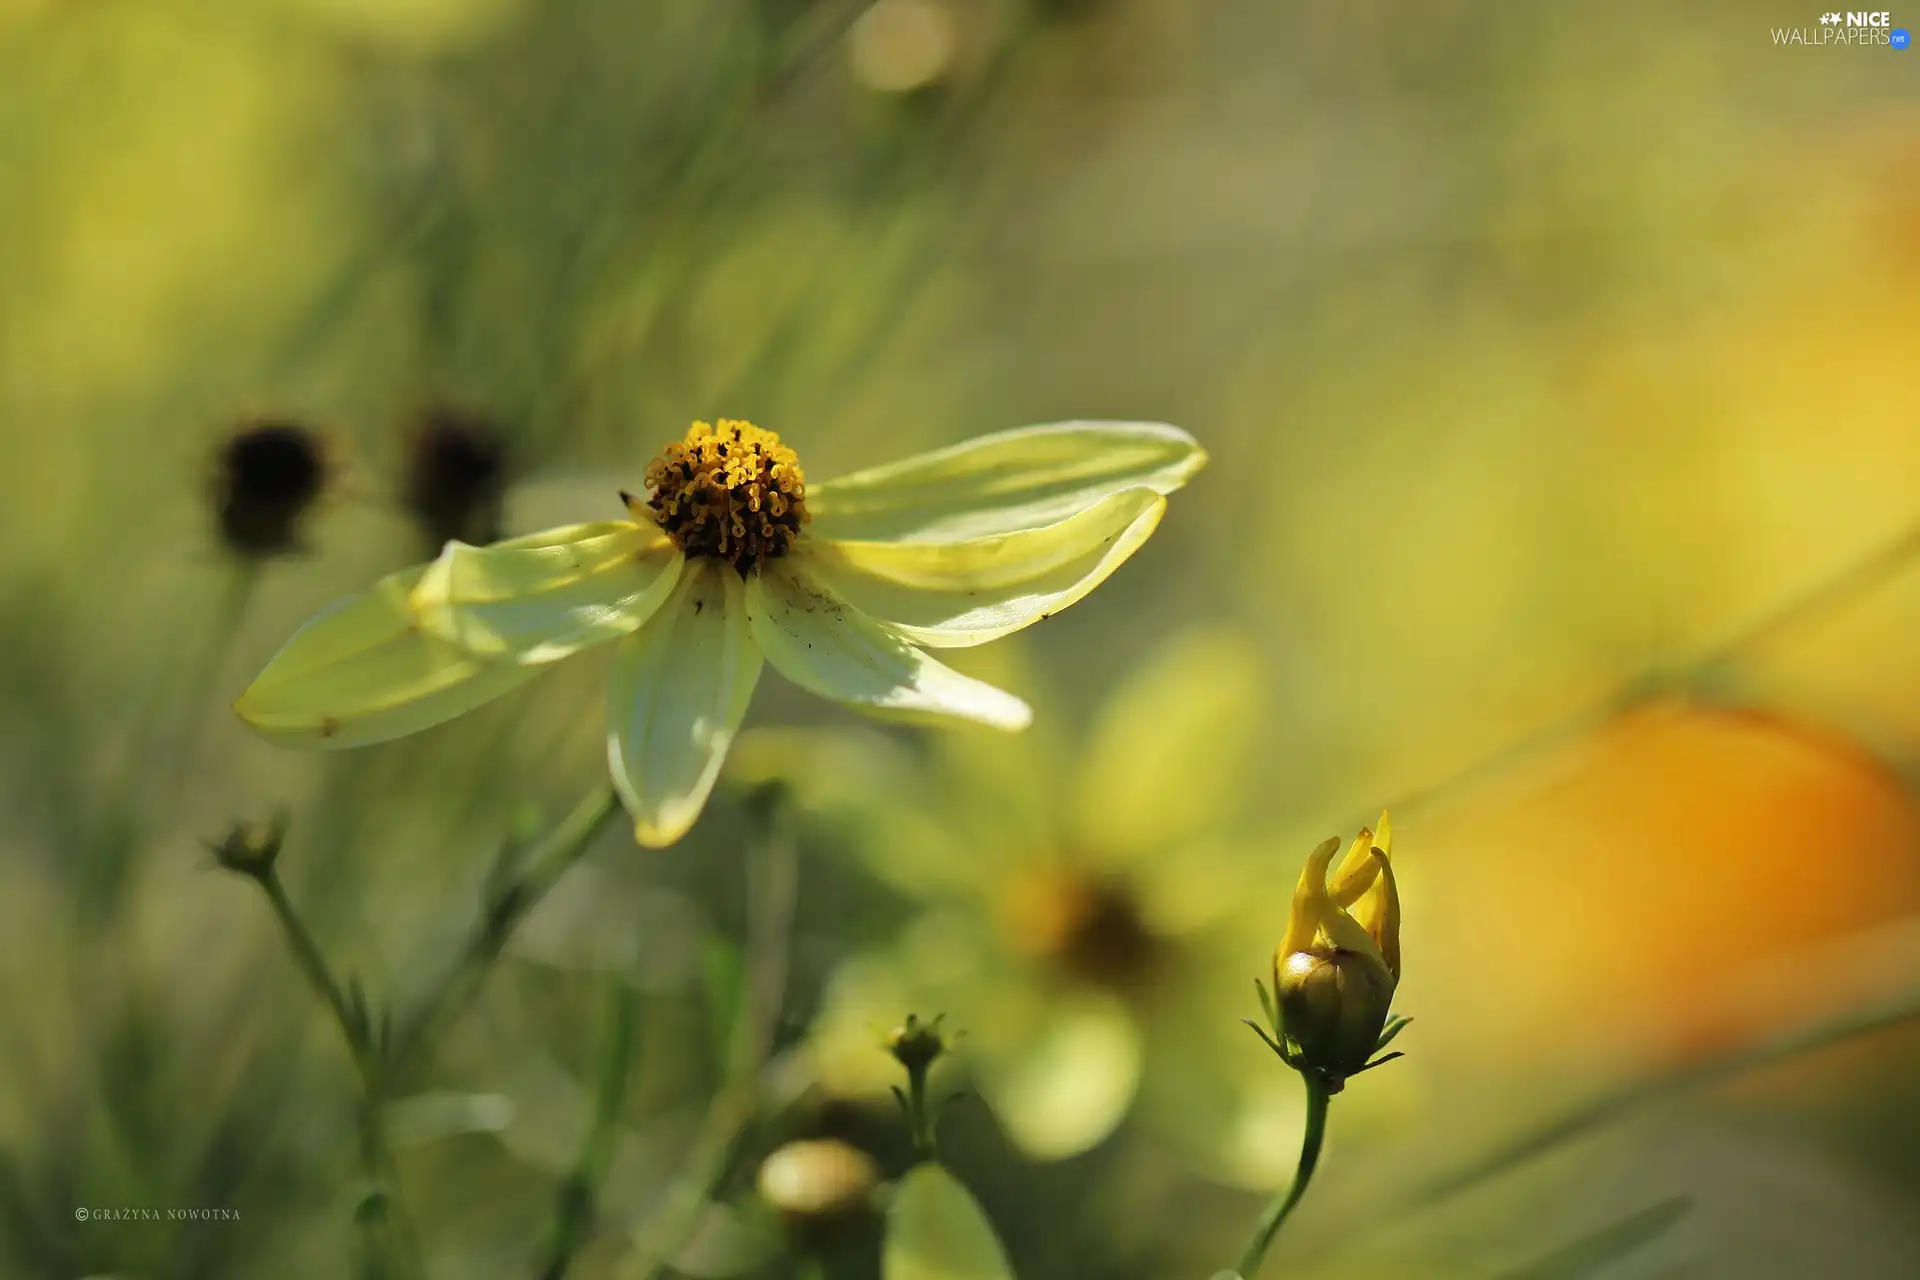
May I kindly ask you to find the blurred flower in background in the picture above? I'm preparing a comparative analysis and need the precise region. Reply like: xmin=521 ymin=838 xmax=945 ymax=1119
xmin=744 ymin=629 xmax=1388 ymax=1187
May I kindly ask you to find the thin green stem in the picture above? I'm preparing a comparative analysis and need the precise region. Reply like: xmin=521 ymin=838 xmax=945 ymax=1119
xmin=246 ymin=787 xmax=617 ymax=1279
xmin=252 ymin=866 xmax=414 ymax=1278
xmin=83 ymin=561 xmax=260 ymax=917
xmin=257 ymin=868 xmax=364 ymax=1069
xmin=540 ymin=975 xmax=643 ymax=1280
xmin=906 ymin=1068 xmax=934 ymax=1161
xmin=390 ymin=786 xmax=621 ymax=1079
xmin=158 ymin=561 xmax=260 ymax=799
xmin=621 ymin=800 xmax=799 ymax=1280
xmin=1232 ymin=1076 xmax=1332 ymax=1279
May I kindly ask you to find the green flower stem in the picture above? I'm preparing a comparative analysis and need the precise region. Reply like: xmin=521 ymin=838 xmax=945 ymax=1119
xmin=245 ymin=787 xmax=619 ymax=1278
xmin=256 ymin=867 xmax=361 ymax=1058
xmin=622 ymin=797 xmax=800 ymax=1280
xmin=83 ymin=561 xmax=260 ymax=917
xmin=1231 ymin=1075 xmax=1332 ymax=1280
xmin=905 ymin=1065 xmax=935 ymax=1161
xmin=391 ymin=785 xmax=621 ymax=1078
xmin=156 ymin=561 xmax=261 ymax=806
xmin=251 ymin=864 xmax=416 ymax=1279
xmin=540 ymin=974 xmax=642 ymax=1280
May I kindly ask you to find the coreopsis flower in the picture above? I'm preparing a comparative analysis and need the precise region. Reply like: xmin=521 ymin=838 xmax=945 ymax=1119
xmin=235 ymin=419 xmax=1202 ymax=846
xmin=738 ymin=630 xmax=1325 ymax=1185
xmin=1266 ymin=816 xmax=1404 ymax=1089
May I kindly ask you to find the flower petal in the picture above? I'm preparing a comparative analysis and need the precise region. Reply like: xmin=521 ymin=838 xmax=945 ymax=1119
xmin=236 ymin=566 xmax=541 ymax=749
xmin=1330 ymin=810 xmax=1392 ymax=906
xmin=883 ymin=1165 xmax=1015 ymax=1280
xmin=801 ymin=488 xmax=1165 ymax=648
xmin=412 ymin=522 xmax=683 ymax=663
xmin=979 ymin=991 xmax=1142 ymax=1160
xmin=1277 ymin=836 xmax=1386 ymax=968
xmin=606 ymin=561 xmax=762 ymax=847
xmin=745 ymin=563 xmax=1031 ymax=731
xmin=807 ymin=420 xmax=1205 ymax=543
xmin=1354 ymin=850 xmax=1401 ymax=979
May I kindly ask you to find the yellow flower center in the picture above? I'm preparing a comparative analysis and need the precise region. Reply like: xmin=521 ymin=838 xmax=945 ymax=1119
xmin=634 ymin=420 xmax=809 ymax=573
xmin=1002 ymin=868 xmax=1161 ymax=990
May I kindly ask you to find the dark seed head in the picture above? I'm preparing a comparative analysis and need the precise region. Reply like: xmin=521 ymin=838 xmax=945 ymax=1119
xmin=212 ymin=419 xmax=330 ymax=558
xmin=402 ymin=406 xmax=511 ymax=549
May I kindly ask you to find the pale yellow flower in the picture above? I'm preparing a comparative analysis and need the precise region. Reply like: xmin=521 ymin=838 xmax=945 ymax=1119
xmin=235 ymin=419 xmax=1203 ymax=846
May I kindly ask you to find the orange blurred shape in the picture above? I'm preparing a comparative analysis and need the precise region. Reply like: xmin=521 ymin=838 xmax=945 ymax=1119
xmin=1413 ymin=699 xmax=1920 ymax=1071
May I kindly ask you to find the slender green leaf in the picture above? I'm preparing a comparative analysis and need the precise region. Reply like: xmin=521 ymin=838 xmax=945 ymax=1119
xmin=1495 ymin=1198 xmax=1693 ymax=1280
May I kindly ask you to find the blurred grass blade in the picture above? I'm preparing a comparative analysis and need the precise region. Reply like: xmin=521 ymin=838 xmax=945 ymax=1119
xmin=1494 ymin=1198 xmax=1693 ymax=1280
xmin=883 ymin=1165 xmax=1015 ymax=1280
xmin=1413 ymin=985 xmax=1920 ymax=1207
xmin=700 ymin=934 xmax=745 ymax=1072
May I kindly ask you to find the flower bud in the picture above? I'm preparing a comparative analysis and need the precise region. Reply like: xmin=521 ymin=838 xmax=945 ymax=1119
xmin=1274 ymin=944 xmax=1396 ymax=1082
xmin=885 ymin=1012 xmax=947 ymax=1074
xmin=1270 ymin=814 xmax=1403 ymax=1088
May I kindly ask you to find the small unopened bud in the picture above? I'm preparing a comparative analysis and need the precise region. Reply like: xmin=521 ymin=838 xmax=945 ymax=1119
xmin=401 ymin=406 xmax=510 ymax=550
xmin=212 ymin=419 xmax=332 ymax=558
xmin=208 ymin=812 xmax=289 ymax=877
xmin=885 ymin=1012 xmax=947 ymax=1074
xmin=757 ymin=1138 xmax=881 ymax=1223
xmin=1258 ymin=816 xmax=1407 ymax=1090
xmin=1274 ymin=947 xmax=1395 ymax=1084
xmin=886 ymin=1013 xmax=952 ymax=1158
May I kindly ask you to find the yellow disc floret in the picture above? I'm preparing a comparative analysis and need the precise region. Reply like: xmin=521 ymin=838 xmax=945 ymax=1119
xmin=635 ymin=420 xmax=809 ymax=574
